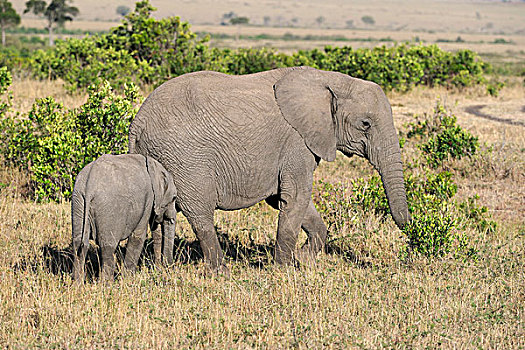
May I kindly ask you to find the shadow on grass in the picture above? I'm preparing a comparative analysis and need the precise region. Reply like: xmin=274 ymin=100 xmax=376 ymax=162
xmin=13 ymin=228 xmax=371 ymax=279
xmin=13 ymin=244 xmax=100 ymax=281
xmin=325 ymin=243 xmax=373 ymax=269
xmin=12 ymin=229 xmax=275 ymax=280
xmin=146 ymin=227 xmax=274 ymax=269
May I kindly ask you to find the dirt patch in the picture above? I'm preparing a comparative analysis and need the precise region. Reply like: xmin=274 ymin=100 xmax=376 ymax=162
xmin=464 ymin=104 xmax=525 ymax=127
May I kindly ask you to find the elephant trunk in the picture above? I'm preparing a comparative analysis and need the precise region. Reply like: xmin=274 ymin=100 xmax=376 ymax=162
xmin=369 ymin=130 xmax=410 ymax=229
xmin=380 ymin=160 xmax=410 ymax=228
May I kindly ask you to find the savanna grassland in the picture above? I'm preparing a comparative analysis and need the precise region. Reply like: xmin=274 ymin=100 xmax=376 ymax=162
xmin=1 ymin=0 xmax=524 ymax=348
xmin=0 ymin=78 xmax=523 ymax=348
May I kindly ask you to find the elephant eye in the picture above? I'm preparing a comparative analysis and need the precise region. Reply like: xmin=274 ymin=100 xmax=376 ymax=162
xmin=361 ymin=119 xmax=371 ymax=131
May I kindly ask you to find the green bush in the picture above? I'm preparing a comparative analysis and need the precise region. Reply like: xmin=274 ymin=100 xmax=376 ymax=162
xmin=401 ymin=208 xmax=476 ymax=260
xmin=0 ymin=81 xmax=142 ymax=201
xmin=0 ymin=67 xmax=12 ymax=95
xmin=28 ymin=0 xmax=210 ymax=90
xmin=0 ymin=48 xmax=29 ymax=76
xmin=458 ymin=195 xmax=497 ymax=234
xmin=0 ymin=68 xmax=15 ymax=160
xmin=216 ymin=48 xmax=294 ymax=75
xmin=296 ymin=45 xmax=424 ymax=91
xmin=292 ymin=44 xmax=487 ymax=91
xmin=350 ymin=170 xmax=457 ymax=216
xmin=24 ymin=0 xmax=490 ymax=92
xmin=350 ymin=175 xmax=389 ymax=216
xmin=403 ymin=208 xmax=456 ymax=258
xmin=317 ymin=170 xmax=477 ymax=260
xmin=30 ymin=38 xmax=152 ymax=91
xmin=405 ymin=101 xmax=479 ymax=168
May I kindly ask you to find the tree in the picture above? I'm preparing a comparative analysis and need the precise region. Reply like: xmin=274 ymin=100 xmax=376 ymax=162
xmin=361 ymin=15 xmax=375 ymax=26
xmin=221 ymin=11 xmax=236 ymax=25
xmin=229 ymin=16 xmax=249 ymax=25
xmin=24 ymin=0 xmax=79 ymax=46
xmin=229 ymin=16 xmax=249 ymax=41
xmin=315 ymin=16 xmax=325 ymax=27
xmin=116 ymin=5 xmax=130 ymax=17
xmin=0 ymin=0 xmax=20 ymax=46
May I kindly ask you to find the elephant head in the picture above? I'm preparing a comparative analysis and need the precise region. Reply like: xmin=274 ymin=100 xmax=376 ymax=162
xmin=145 ymin=156 xmax=177 ymax=223
xmin=274 ymin=68 xmax=410 ymax=228
xmin=146 ymin=156 xmax=177 ymax=265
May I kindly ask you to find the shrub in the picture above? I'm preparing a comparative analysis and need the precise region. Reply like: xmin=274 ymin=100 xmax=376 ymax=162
xmin=216 ymin=48 xmax=294 ymax=75
xmin=350 ymin=175 xmax=389 ymax=216
xmin=458 ymin=195 xmax=497 ymax=234
xmin=27 ymin=0 xmax=210 ymax=90
xmin=0 ymin=66 xmax=12 ymax=94
xmin=30 ymin=38 xmax=152 ymax=91
xmin=0 ymin=47 xmax=30 ymax=73
xmin=316 ymin=171 xmax=477 ymax=260
xmin=486 ymin=81 xmax=505 ymax=97
xmin=0 ymin=81 xmax=142 ymax=201
xmin=24 ymin=0 xmax=491 ymax=92
xmin=401 ymin=208 xmax=476 ymax=260
xmin=0 ymin=68 xmax=15 ymax=157
xmin=350 ymin=170 xmax=457 ymax=216
xmin=405 ymin=101 xmax=479 ymax=168
xmin=293 ymin=44 xmax=487 ymax=91
xmin=343 ymin=170 xmax=479 ymax=260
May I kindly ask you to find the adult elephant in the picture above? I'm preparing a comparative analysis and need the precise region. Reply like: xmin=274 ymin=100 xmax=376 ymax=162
xmin=129 ymin=67 xmax=409 ymax=273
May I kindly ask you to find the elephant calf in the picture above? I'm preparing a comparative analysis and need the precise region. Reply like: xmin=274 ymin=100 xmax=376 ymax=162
xmin=71 ymin=154 xmax=177 ymax=282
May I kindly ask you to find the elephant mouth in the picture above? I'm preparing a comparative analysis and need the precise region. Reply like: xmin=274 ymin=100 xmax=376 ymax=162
xmin=338 ymin=148 xmax=354 ymax=158
xmin=337 ymin=142 xmax=365 ymax=159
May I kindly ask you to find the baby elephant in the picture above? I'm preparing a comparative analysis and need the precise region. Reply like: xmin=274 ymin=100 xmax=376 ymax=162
xmin=71 ymin=154 xmax=177 ymax=282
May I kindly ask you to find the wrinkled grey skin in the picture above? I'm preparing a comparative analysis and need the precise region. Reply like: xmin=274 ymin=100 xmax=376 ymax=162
xmin=129 ymin=67 xmax=410 ymax=273
xmin=71 ymin=154 xmax=177 ymax=282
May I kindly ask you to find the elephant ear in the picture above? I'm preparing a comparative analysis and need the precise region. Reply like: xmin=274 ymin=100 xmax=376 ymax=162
xmin=274 ymin=68 xmax=337 ymax=162
xmin=146 ymin=156 xmax=177 ymax=222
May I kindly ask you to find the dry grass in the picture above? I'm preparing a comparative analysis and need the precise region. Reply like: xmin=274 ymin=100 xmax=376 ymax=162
xmin=0 ymin=80 xmax=524 ymax=348
xmin=10 ymin=79 xmax=87 ymax=113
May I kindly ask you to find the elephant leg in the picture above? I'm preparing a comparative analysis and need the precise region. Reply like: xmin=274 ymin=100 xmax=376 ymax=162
xmin=185 ymin=212 xmax=227 ymax=275
xmin=162 ymin=218 xmax=176 ymax=266
xmin=72 ymin=243 xmax=88 ymax=282
xmin=274 ymin=171 xmax=312 ymax=265
xmin=300 ymin=200 xmax=328 ymax=258
xmin=151 ymin=223 xmax=162 ymax=266
xmin=152 ymin=218 xmax=176 ymax=266
xmin=123 ymin=226 xmax=148 ymax=273
xmin=267 ymin=197 xmax=327 ymax=260
xmin=100 ymin=243 xmax=117 ymax=281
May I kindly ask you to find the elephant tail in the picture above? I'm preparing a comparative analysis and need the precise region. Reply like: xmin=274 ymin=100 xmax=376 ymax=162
xmin=128 ymin=120 xmax=145 ymax=155
xmin=72 ymin=191 xmax=93 ymax=255
xmin=128 ymin=130 xmax=137 ymax=154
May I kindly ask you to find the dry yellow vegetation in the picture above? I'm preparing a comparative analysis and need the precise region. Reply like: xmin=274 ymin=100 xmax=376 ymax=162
xmin=0 ymin=79 xmax=523 ymax=348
